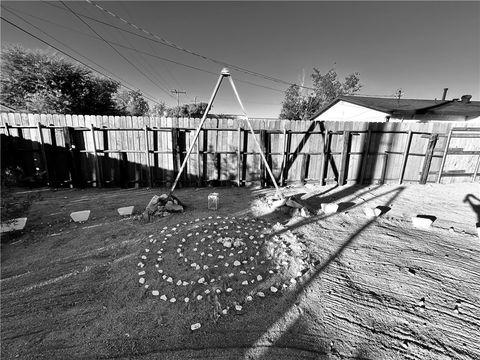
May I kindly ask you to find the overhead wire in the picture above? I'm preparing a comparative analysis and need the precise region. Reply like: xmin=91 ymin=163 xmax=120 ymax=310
xmin=60 ymin=1 xmax=176 ymax=101
xmin=0 ymin=16 xmax=164 ymax=105
xmin=1 ymin=4 xmax=286 ymax=94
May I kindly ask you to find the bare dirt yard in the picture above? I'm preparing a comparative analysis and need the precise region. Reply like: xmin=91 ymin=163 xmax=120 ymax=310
xmin=1 ymin=182 xmax=479 ymax=360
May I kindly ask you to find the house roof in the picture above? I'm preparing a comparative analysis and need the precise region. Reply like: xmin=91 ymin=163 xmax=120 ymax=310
xmin=312 ymin=95 xmax=480 ymax=120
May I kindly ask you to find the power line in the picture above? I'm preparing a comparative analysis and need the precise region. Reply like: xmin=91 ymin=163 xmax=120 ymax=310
xmin=84 ymin=0 xmax=315 ymax=90
xmin=60 ymin=1 xmax=175 ymax=101
xmin=2 ymin=4 xmax=287 ymax=94
xmin=0 ymin=16 xmax=164 ymax=105
xmin=2 ymin=7 xmax=156 ymax=100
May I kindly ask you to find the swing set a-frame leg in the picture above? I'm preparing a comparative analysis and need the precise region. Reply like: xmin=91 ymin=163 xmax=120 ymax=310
xmin=167 ymin=68 xmax=284 ymax=201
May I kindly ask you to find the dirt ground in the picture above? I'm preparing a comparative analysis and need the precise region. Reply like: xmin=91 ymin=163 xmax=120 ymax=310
xmin=1 ymin=182 xmax=479 ymax=360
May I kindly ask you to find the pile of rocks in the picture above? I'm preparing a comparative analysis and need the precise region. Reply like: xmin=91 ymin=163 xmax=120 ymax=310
xmin=142 ymin=194 xmax=184 ymax=220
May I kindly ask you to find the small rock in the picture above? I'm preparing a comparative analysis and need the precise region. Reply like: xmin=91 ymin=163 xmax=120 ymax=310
xmin=242 ymin=280 xmax=249 ymax=285
xmin=169 ymin=298 xmax=176 ymax=303
xmin=176 ymin=280 xmax=182 ymax=286
xmin=138 ymin=271 xmax=145 ymax=276
xmin=197 ymin=295 xmax=203 ymax=300
xmin=233 ymin=260 xmax=241 ymax=267
xmin=139 ymin=277 xmax=145 ymax=284
xmin=190 ymin=323 xmax=201 ymax=331
xmin=160 ymin=295 xmax=167 ymax=301
xmin=185 ymin=297 xmax=190 ymax=303
xmin=235 ymin=304 xmax=242 ymax=311
xmin=226 ymin=288 xmax=233 ymax=293
xmin=222 ymin=309 xmax=228 ymax=315
xmin=246 ymin=295 xmax=253 ymax=301
xmin=152 ymin=290 xmax=159 ymax=296
xmin=257 ymin=275 xmax=263 ymax=281
xmin=257 ymin=291 xmax=265 ymax=298
xmin=167 ymin=277 xmax=173 ymax=283
xmin=270 ymin=286 xmax=278 ymax=293
xmin=198 ymin=277 xmax=205 ymax=284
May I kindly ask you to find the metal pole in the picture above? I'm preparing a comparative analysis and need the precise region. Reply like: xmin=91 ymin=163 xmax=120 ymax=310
xmin=227 ymin=76 xmax=283 ymax=199
xmin=168 ymin=71 xmax=227 ymax=196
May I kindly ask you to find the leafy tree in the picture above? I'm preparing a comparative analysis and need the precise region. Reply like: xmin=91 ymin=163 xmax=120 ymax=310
xmin=115 ymin=90 xmax=149 ymax=116
xmin=164 ymin=102 xmax=209 ymax=118
xmin=279 ymin=68 xmax=362 ymax=120
xmin=148 ymin=101 xmax=168 ymax=117
xmin=1 ymin=46 xmax=120 ymax=114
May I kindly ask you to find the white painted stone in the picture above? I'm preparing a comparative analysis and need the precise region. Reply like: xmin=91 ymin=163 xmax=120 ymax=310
xmin=183 ymin=281 xmax=189 ymax=286
xmin=141 ymin=255 xmax=147 ymax=260
xmin=184 ymin=297 xmax=190 ymax=303
xmin=246 ymin=296 xmax=253 ymax=301
xmin=412 ymin=216 xmax=433 ymax=229
xmin=257 ymin=275 xmax=263 ymax=281
xmin=218 ymin=255 xmax=224 ymax=259
xmin=222 ymin=309 xmax=228 ymax=315
xmin=198 ymin=277 xmax=205 ymax=284
xmin=138 ymin=271 xmax=145 ymax=276
xmin=205 ymin=289 xmax=210 ymax=294
xmin=216 ymin=289 xmax=221 ymax=293
xmin=160 ymin=294 xmax=167 ymax=301
xmin=117 ymin=206 xmax=134 ymax=216
xmin=152 ymin=290 xmax=159 ymax=296
xmin=235 ymin=305 xmax=242 ymax=311
xmin=290 ymin=278 xmax=297 ymax=284
xmin=176 ymin=280 xmax=182 ymax=286
xmin=139 ymin=277 xmax=145 ymax=284
xmin=167 ymin=277 xmax=173 ymax=283
xmin=233 ymin=260 xmax=241 ymax=267
xmin=70 ymin=210 xmax=90 ymax=223
xmin=270 ymin=286 xmax=278 ymax=293
xmin=162 ymin=275 xmax=167 ymax=279
xmin=158 ymin=269 xmax=163 ymax=273
xmin=170 ymin=298 xmax=176 ymax=303
xmin=257 ymin=291 xmax=265 ymax=298
xmin=197 ymin=295 xmax=203 ymax=300
xmin=203 ymin=265 xmax=209 ymax=270
xmin=242 ymin=280 xmax=249 ymax=285
xmin=144 ymin=284 xmax=149 ymax=289
xmin=240 ymin=270 xmax=246 ymax=274
xmin=226 ymin=288 xmax=233 ymax=293
xmin=321 ymin=203 xmax=339 ymax=215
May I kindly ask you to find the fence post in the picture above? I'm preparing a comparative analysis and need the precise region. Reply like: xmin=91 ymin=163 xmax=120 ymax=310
xmin=399 ymin=130 xmax=413 ymax=184
xmin=359 ymin=129 xmax=371 ymax=185
xmin=64 ymin=127 xmax=79 ymax=187
xmin=37 ymin=122 xmax=51 ymax=186
xmin=241 ymin=128 xmax=249 ymax=186
xmin=320 ymin=131 xmax=331 ymax=186
xmin=196 ymin=128 xmax=201 ymax=187
xmin=202 ymin=129 xmax=208 ymax=185
xmin=172 ymin=127 xmax=180 ymax=186
xmin=144 ymin=125 xmax=152 ymax=187
xmin=437 ymin=128 xmax=453 ymax=184
xmin=90 ymin=124 xmax=102 ymax=187
xmin=237 ymin=127 xmax=242 ymax=187
xmin=419 ymin=133 xmax=439 ymax=184
xmin=338 ymin=130 xmax=350 ymax=185
xmin=260 ymin=130 xmax=267 ymax=187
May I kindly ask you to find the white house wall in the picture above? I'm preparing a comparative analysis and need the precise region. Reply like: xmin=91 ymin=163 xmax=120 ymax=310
xmin=314 ymin=101 xmax=389 ymax=122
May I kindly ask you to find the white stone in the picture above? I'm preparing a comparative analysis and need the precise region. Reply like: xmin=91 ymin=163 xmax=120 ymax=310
xmin=222 ymin=309 xmax=228 ymax=315
xmin=242 ymin=280 xmax=249 ymax=285
xmin=191 ymin=262 xmax=197 ymax=268
xmin=223 ymin=241 xmax=232 ymax=248
xmin=162 ymin=275 xmax=167 ymax=279
xmin=183 ymin=281 xmax=189 ymax=286
xmin=216 ymin=289 xmax=221 ymax=293
xmin=412 ymin=216 xmax=434 ymax=229
xmin=246 ymin=296 xmax=253 ymax=301
xmin=218 ymin=255 xmax=224 ymax=259
xmin=205 ymin=289 xmax=210 ymax=294
xmin=170 ymin=298 xmax=176 ymax=303
xmin=160 ymin=295 xmax=167 ymax=301
xmin=321 ymin=203 xmax=339 ymax=215
xmin=235 ymin=305 xmax=242 ymax=311
xmin=167 ymin=277 xmax=173 ymax=283
xmin=141 ymin=255 xmax=147 ymax=260
xmin=70 ymin=210 xmax=90 ymax=223
xmin=270 ymin=286 xmax=278 ymax=293
xmin=152 ymin=290 xmax=159 ymax=296
xmin=176 ymin=280 xmax=182 ymax=286
xmin=203 ymin=265 xmax=209 ymax=270
xmin=257 ymin=275 xmax=263 ymax=281
xmin=233 ymin=260 xmax=241 ymax=267
xmin=190 ymin=323 xmax=202 ymax=331
xmin=144 ymin=284 xmax=149 ymax=289
xmin=198 ymin=277 xmax=205 ymax=284
xmin=184 ymin=297 xmax=190 ymax=303
xmin=197 ymin=295 xmax=203 ymax=300
xmin=138 ymin=271 xmax=145 ymax=276
xmin=117 ymin=206 xmax=134 ymax=216
xmin=290 ymin=278 xmax=297 ymax=284
xmin=158 ymin=269 xmax=163 ymax=273
xmin=139 ymin=277 xmax=145 ymax=284
xmin=257 ymin=291 xmax=265 ymax=298
xmin=226 ymin=288 xmax=233 ymax=293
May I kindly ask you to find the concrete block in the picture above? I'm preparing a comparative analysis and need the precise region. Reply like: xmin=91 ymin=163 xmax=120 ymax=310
xmin=117 ymin=206 xmax=134 ymax=216
xmin=364 ymin=207 xmax=382 ymax=219
xmin=321 ymin=203 xmax=339 ymax=215
xmin=70 ymin=210 xmax=90 ymax=223
xmin=1 ymin=217 xmax=27 ymax=233
xmin=412 ymin=216 xmax=433 ymax=229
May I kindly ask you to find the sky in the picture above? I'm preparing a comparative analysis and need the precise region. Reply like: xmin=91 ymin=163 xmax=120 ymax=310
xmin=1 ymin=1 xmax=479 ymax=118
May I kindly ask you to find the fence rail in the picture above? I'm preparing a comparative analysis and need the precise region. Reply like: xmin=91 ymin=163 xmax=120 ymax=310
xmin=1 ymin=113 xmax=479 ymax=188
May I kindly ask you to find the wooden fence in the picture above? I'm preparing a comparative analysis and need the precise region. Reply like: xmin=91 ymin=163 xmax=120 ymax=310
xmin=1 ymin=113 xmax=479 ymax=188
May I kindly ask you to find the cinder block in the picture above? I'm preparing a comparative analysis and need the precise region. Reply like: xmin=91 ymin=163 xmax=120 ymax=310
xmin=70 ymin=210 xmax=91 ymax=223
xmin=117 ymin=206 xmax=134 ymax=216
xmin=0 ymin=217 xmax=27 ymax=233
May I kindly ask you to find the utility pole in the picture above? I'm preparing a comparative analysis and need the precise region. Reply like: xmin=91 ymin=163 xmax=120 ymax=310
xmin=171 ymin=89 xmax=186 ymax=107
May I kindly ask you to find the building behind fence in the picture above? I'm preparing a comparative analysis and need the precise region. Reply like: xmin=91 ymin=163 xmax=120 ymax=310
xmin=1 ymin=113 xmax=479 ymax=188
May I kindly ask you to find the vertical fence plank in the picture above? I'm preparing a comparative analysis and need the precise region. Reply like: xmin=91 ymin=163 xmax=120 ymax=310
xmin=338 ymin=130 xmax=350 ymax=185
xmin=144 ymin=125 xmax=152 ymax=187
xmin=437 ymin=127 xmax=453 ymax=184
xmin=37 ymin=122 xmax=50 ymax=186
